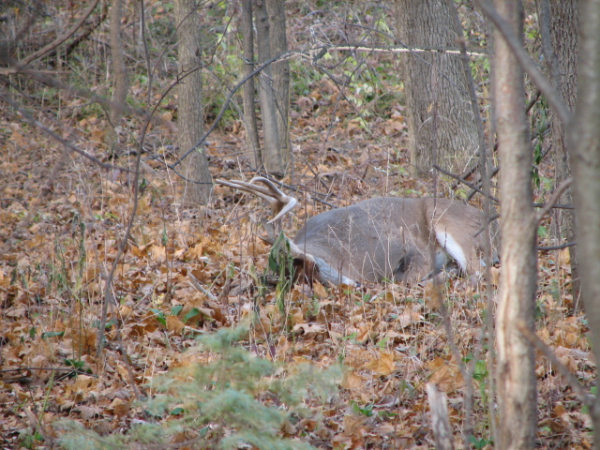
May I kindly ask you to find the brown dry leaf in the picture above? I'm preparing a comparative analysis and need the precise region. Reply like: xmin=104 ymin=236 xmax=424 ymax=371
xmin=365 ymin=350 xmax=395 ymax=376
xmin=289 ymin=307 xmax=304 ymax=326
xmin=293 ymin=322 xmax=325 ymax=337
xmin=558 ymin=247 xmax=571 ymax=265
xmin=116 ymin=362 xmax=130 ymax=382
xmin=75 ymin=405 xmax=103 ymax=419
xmin=71 ymin=327 xmax=97 ymax=354
xmin=383 ymin=117 xmax=406 ymax=136
xmin=108 ymin=398 xmax=130 ymax=418
xmin=396 ymin=310 xmax=424 ymax=328
xmin=427 ymin=357 xmax=464 ymax=392
xmin=166 ymin=315 xmax=185 ymax=334
xmin=150 ymin=244 xmax=166 ymax=261
xmin=342 ymin=371 xmax=365 ymax=390
xmin=313 ymin=281 xmax=328 ymax=298
xmin=73 ymin=375 xmax=97 ymax=392
xmin=343 ymin=413 xmax=366 ymax=436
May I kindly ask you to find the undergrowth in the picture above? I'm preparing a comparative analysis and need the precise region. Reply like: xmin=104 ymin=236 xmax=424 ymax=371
xmin=55 ymin=325 xmax=342 ymax=450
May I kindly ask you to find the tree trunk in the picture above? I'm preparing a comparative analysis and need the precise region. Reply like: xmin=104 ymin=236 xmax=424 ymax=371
xmin=107 ymin=0 xmax=128 ymax=152
xmin=240 ymin=0 xmax=261 ymax=168
xmin=254 ymin=0 xmax=289 ymax=177
xmin=175 ymin=0 xmax=212 ymax=205
xmin=394 ymin=0 xmax=480 ymax=177
xmin=539 ymin=0 xmax=580 ymax=307
xmin=568 ymin=0 xmax=600 ymax=445
xmin=266 ymin=0 xmax=290 ymax=169
xmin=493 ymin=1 xmax=538 ymax=450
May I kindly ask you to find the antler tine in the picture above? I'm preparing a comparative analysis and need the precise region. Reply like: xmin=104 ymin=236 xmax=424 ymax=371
xmin=249 ymin=177 xmax=298 ymax=223
xmin=216 ymin=179 xmax=276 ymax=203
xmin=216 ymin=177 xmax=297 ymax=223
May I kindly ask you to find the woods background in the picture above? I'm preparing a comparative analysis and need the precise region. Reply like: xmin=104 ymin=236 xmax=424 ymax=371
xmin=1 ymin=0 xmax=599 ymax=449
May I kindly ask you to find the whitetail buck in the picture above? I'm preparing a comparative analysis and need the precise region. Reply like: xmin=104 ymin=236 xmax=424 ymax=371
xmin=218 ymin=177 xmax=497 ymax=285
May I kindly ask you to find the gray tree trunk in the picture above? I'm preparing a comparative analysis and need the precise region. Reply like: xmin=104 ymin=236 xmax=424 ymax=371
xmin=240 ymin=0 xmax=261 ymax=168
xmin=175 ymin=0 xmax=212 ymax=205
xmin=539 ymin=0 xmax=580 ymax=306
xmin=107 ymin=0 xmax=128 ymax=151
xmin=254 ymin=0 xmax=289 ymax=177
xmin=493 ymin=1 xmax=538 ymax=450
xmin=394 ymin=0 xmax=480 ymax=177
xmin=266 ymin=0 xmax=290 ymax=169
xmin=568 ymin=0 xmax=600 ymax=445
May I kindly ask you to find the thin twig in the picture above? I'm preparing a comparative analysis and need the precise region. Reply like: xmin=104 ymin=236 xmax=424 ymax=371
xmin=538 ymin=242 xmax=576 ymax=252
xmin=329 ymin=44 xmax=487 ymax=57
xmin=189 ymin=273 xmax=218 ymax=302
xmin=433 ymin=164 xmax=500 ymax=203
xmin=536 ymin=178 xmax=573 ymax=223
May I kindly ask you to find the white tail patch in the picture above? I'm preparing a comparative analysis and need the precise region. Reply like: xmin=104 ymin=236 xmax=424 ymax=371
xmin=435 ymin=230 xmax=467 ymax=271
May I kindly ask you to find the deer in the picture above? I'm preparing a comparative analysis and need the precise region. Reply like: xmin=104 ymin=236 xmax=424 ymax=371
xmin=217 ymin=177 xmax=497 ymax=286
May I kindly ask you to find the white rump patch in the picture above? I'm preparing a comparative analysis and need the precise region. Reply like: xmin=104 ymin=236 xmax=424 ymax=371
xmin=435 ymin=230 xmax=467 ymax=271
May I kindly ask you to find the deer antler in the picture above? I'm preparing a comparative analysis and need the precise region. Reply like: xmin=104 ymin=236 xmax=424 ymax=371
xmin=216 ymin=177 xmax=298 ymax=223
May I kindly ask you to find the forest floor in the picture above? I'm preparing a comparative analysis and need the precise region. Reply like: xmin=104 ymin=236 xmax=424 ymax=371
xmin=0 ymin=95 xmax=592 ymax=449
xmin=0 ymin=1 xmax=593 ymax=446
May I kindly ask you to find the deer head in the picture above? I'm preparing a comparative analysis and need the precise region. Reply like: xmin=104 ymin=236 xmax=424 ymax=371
xmin=217 ymin=177 xmax=497 ymax=286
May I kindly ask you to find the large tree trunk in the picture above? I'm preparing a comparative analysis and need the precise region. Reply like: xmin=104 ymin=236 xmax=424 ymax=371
xmin=253 ymin=0 xmax=289 ymax=177
xmin=539 ymin=0 xmax=580 ymax=307
xmin=175 ymin=0 xmax=212 ymax=205
xmin=240 ymin=0 xmax=261 ymax=168
xmin=568 ymin=0 xmax=600 ymax=445
xmin=493 ymin=1 xmax=538 ymax=449
xmin=266 ymin=0 xmax=290 ymax=169
xmin=394 ymin=0 xmax=481 ymax=177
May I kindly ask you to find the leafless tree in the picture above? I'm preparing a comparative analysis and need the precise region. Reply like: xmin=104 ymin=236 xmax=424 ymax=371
xmin=569 ymin=0 xmax=600 ymax=445
xmin=175 ymin=0 xmax=213 ymax=205
xmin=492 ymin=0 xmax=538 ymax=448
xmin=107 ymin=0 xmax=128 ymax=152
xmin=251 ymin=0 xmax=290 ymax=177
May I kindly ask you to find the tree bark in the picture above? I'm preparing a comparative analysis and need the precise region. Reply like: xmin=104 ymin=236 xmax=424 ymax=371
xmin=395 ymin=0 xmax=481 ymax=177
xmin=266 ymin=0 xmax=290 ymax=169
xmin=175 ymin=0 xmax=212 ymax=205
xmin=254 ymin=0 xmax=289 ymax=177
xmin=568 ymin=0 xmax=600 ymax=445
xmin=493 ymin=1 xmax=538 ymax=449
xmin=107 ymin=0 xmax=128 ymax=151
xmin=240 ymin=0 xmax=261 ymax=167
xmin=538 ymin=0 xmax=580 ymax=307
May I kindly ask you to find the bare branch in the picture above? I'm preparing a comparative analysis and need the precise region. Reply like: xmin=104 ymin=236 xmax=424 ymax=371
xmin=22 ymin=0 xmax=101 ymax=65
xmin=433 ymin=164 xmax=500 ymax=203
xmin=0 ymin=89 xmax=132 ymax=173
xmin=536 ymin=177 xmax=573 ymax=223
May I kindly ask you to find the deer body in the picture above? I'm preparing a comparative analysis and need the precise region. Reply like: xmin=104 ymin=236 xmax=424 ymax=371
xmin=293 ymin=197 xmax=489 ymax=284
xmin=218 ymin=178 xmax=495 ymax=285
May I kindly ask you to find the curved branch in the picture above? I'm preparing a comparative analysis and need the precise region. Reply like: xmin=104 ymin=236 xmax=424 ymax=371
xmin=23 ymin=0 xmax=101 ymax=65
